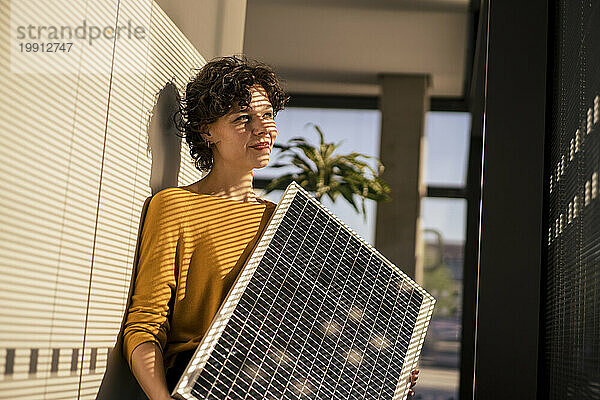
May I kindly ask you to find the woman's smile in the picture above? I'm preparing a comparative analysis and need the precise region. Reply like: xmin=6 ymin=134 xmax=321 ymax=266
xmin=249 ymin=142 xmax=270 ymax=151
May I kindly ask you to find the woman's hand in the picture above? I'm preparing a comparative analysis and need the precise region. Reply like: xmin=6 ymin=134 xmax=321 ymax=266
xmin=408 ymin=368 xmax=420 ymax=397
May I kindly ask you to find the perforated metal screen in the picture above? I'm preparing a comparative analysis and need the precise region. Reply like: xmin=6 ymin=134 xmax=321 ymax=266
xmin=544 ymin=1 xmax=600 ymax=398
xmin=172 ymin=182 xmax=435 ymax=400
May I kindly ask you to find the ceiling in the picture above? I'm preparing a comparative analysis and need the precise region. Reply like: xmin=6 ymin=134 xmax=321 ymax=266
xmin=243 ymin=0 xmax=471 ymax=97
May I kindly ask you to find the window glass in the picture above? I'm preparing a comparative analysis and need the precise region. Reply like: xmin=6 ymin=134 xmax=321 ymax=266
xmin=418 ymin=197 xmax=467 ymax=400
xmin=424 ymin=112 xmax=471 ymax=187
xmin=260 ymin=107 xmax=472 ymax=400
xmin=258 ymin=107 xmax=381 ymax=244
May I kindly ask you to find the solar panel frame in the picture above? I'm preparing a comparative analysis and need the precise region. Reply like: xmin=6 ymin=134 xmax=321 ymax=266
xmin=172 ymin=181 xmax=435 ymax=400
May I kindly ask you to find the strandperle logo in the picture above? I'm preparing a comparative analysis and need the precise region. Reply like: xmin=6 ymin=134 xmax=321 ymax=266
xmin=9 ymin=1 xmax=150 ymax=75
xmin=15 ymin=19 xmax=146 ymax=45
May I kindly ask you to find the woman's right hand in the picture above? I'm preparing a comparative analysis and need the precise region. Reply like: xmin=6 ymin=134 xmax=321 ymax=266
xmin=408 ymin=368 xmax=420 ymax=397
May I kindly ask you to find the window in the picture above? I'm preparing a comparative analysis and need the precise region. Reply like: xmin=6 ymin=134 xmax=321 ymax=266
xmin=256 ymin=107 xmax=381 ymax=245
xmin=256 ymin=104 xmax=472 ymax=400
xmin=418 ymin=111 xmax=471 ymax=400
xmin=424 ymin=112 xmax=471 ymax=187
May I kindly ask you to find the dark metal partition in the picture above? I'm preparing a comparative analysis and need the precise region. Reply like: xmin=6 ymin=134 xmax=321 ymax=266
xmin=459 ymin=0 xmax=486 ymax=398
xmin=469 ymin=0 xmax=548 ymax=398
xmin=540 ymin=1 xmax=600 ymax=399
xmin=468 ymin=0 xmax=600 ymax=398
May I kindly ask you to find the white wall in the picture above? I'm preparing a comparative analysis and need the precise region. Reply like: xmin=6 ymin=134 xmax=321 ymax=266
xmin=0 ymin=0 xmax=209 ymax=398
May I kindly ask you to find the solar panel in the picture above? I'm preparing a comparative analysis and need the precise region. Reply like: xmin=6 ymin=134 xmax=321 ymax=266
xmin=172 ymin=181 xmax=435 ymax=400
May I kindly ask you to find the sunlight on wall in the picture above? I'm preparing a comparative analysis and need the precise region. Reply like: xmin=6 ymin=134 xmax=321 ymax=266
xmin=0 ymin=1 xmax=204 ymax=398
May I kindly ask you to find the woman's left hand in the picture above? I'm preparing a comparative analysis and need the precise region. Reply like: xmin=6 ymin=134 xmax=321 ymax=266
xmin=408 ymin=368 xmax=419 ymax=397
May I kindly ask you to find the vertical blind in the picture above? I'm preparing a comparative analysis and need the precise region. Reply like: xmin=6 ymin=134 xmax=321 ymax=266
xmin=0 ymin=0 xmax=204 ymax=398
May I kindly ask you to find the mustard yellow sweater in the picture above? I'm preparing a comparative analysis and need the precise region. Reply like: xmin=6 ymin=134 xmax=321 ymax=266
xmin=123 ymin=187 xmax=276 ymax=371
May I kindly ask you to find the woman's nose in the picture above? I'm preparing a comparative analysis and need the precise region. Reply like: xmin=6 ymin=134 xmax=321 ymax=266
xmin=252 ymin=117 xmax=273 ymax=135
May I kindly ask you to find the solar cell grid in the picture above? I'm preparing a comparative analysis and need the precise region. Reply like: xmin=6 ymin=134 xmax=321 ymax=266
xmin=174 ymin=182 xmax=434 ymax=400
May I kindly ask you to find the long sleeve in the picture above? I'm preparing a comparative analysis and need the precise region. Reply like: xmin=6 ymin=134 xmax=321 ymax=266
xmin=123 ymin=191 xmax=180 ymax=369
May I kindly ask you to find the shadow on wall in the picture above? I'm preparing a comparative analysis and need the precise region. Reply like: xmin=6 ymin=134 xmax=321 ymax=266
xmin=148 ymin=81 xmax=182 ymax=195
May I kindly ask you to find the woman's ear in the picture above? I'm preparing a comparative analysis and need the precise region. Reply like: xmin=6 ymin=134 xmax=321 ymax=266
xmin=199 ymin=123 xmax=212 ymax=143
xmin=200 ymin=132 xmax=211 ymax=142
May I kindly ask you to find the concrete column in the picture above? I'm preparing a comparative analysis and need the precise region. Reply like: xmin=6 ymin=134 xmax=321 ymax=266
xmin=375 ymin=74 xmax=430 ymax=281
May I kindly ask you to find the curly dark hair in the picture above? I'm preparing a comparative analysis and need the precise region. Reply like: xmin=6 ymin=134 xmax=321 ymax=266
xmin=174 ymin=55 xmax=289 ymax=172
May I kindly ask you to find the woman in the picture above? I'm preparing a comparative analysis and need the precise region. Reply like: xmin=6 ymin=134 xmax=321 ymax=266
xmin=118 ymin=55 xmax=419 ymax=399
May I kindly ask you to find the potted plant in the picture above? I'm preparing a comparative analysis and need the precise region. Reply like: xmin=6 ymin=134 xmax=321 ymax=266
xmin=264 ymin=123 xmax=391 ymax=222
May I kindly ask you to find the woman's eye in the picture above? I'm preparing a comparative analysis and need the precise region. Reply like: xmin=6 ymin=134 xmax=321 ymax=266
xmin=264 ymin=112 xmax=273 ymax=118
xmin=236 ymin=115 xmax=249 ymax=122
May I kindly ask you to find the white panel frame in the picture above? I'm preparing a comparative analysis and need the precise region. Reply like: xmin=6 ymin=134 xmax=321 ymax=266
xmin=173 ymin=181 xmax=435 ymax=400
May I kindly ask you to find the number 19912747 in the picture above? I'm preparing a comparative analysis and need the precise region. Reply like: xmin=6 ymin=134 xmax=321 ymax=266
xmin=19 ymin=42 xmax=73 ymax=52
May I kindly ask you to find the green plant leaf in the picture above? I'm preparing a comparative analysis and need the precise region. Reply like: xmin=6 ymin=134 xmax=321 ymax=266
xmin=265 ymin=123 xmax=392 ymax=219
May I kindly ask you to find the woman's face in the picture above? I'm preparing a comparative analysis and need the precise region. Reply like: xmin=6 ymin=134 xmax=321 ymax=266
xmin=204 ymin=84 xmax=277 ymax=172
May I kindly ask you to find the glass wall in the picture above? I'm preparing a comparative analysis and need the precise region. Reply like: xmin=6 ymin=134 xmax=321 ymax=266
xmin=423 ymin=112 xmax=470 ymax=187
xmin=418 ymin=111 xmax=471 ymax=400
xmin=256 ymin=106 xmax=471 ymax=400
xmin=255 ymin=107 xmax=382 ymax=245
